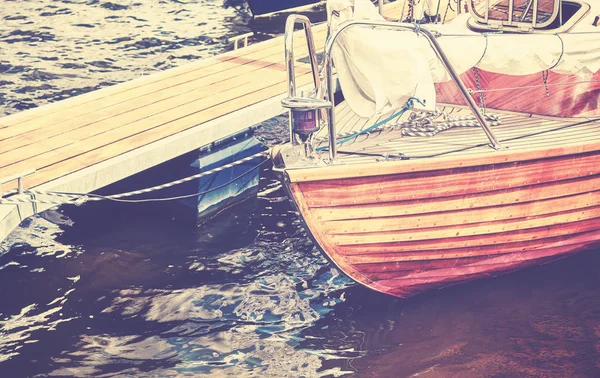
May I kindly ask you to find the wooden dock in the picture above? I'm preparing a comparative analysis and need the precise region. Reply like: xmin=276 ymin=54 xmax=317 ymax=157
xmin=0 ymin=3 xmax=405 ymax=242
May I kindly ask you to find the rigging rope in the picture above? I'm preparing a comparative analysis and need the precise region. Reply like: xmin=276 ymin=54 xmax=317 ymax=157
xmin=316 ymin=97 xmax=425 ymax=151
xmin=313 ymin=112 xmax=500 ymax=143
xmin=401 ymin=112 xmax=500 ymax=137
xmin=471 ymin=67 xmax=487 ymax=113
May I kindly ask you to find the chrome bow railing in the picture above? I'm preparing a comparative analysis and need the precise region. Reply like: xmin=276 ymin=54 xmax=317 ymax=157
xmin=283 ymin=18 xmax=504 ymax=161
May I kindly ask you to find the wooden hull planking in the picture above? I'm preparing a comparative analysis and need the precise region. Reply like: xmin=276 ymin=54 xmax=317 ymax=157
xmin=285 ymin=148 xmax=600 ymax=298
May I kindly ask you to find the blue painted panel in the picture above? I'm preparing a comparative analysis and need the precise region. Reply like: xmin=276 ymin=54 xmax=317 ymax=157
xmin=91 ymin=131 xmax=265 ymax=221
xmin=177 ymin=134 xmax=265 ymax=215
xmin=246 ymin=0 xmax=319 ymax=15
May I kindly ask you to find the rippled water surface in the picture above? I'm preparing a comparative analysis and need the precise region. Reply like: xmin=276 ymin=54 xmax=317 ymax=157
xmin=0 ymin=0 xmax=253 ymax=115
xmin=1 ymin=1 xmax=600 ymax=377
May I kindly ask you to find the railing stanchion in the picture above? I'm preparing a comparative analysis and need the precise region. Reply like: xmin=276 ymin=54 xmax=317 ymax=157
xmin=322 ymin=20 xmax=504 ymax=154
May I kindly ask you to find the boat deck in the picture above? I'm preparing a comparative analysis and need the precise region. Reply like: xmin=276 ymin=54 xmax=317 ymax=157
xmin=312 ymin=102 xmax=600 ymax=165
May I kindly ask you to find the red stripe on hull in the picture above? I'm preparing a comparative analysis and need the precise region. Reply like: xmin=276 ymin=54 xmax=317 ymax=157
xmin=436 ymin=70 xmax=600 ymax=117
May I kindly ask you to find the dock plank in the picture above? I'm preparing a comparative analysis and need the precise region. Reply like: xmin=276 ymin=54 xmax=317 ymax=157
xmin=0 ymin=27 xmax=311 ymax=129
xmin=0 ymin=26 xmax=328 ymax=189
xmin=0 ymin=32 xmax=320 ymax=143
xmin=0 ymin=49 xmax=315 ymax=167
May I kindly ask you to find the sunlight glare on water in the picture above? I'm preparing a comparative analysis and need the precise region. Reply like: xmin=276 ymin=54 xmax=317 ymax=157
xmin=0 ymin=0 xmax=252 ymax=114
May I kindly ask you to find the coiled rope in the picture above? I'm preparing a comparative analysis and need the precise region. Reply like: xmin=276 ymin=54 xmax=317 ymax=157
xmin=316 ymin=97 xmax=425 ymax=151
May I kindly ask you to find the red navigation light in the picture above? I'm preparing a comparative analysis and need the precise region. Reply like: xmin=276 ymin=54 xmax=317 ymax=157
xmin=292 ymin=109 xmax=320 ymax=135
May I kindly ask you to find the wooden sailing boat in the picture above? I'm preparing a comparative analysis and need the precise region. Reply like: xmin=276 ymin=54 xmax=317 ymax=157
xmin=272 ymin=0 xmax=600 ymax=297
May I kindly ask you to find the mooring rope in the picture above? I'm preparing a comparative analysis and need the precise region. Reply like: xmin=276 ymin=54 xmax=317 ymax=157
xmin=0 ymin=150 xmax=270 ymax=206
xmin=316 ymin=97 xmax=425 ymax=151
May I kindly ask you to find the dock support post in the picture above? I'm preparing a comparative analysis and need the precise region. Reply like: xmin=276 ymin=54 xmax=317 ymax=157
xmin=0 ymin=170 xmax=36 ymax=198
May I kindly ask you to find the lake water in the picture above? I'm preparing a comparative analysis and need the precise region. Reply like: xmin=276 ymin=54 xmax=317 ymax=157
xmin=1 ymin=1 xmax=599 ymax=377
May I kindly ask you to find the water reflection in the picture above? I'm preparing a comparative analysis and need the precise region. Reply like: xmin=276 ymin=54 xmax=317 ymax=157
xmin=0 ymin=0 xmax=252 ymax=115
xmin=1 ymin=128 xmax=599 ymax=377
xmin=0 ymin=168 xmax=357 ymax=376
xmin=0 ymin=217 xmax=82 ymax=366
xmin=302 ymin=248 xmax=600 ymax=377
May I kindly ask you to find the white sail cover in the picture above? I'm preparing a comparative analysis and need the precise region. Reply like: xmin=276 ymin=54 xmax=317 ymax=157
xmin=327 ymin=0 xmax=600 ymax=117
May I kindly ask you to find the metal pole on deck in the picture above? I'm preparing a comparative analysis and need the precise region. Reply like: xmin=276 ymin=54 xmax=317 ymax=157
xmin=323 ymin=20 xmax=504 ymax=158
xmin=284 ymin=15 xmax=321 ymax=145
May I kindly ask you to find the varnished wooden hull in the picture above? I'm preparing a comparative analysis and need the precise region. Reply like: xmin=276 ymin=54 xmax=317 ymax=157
xmin=283 ymin=146 xmax=600 ymax=298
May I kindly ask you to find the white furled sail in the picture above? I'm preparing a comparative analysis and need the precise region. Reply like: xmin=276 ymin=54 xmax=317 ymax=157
xmin=327 ymin=0 xmax=600 ymax=118
xmin=327 ymin=0 xmax=438 ymax=117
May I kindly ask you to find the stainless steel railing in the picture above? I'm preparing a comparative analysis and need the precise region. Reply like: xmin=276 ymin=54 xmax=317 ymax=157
xmin=320 ymin=20 xmax=503 ymax=159
xmin=283 ymin=18 xmax=504 ymax=161
xmin=283 ymin=15 xmax=322 ymax=145
xmin=284 ymin=15 xmax=320 ymax=94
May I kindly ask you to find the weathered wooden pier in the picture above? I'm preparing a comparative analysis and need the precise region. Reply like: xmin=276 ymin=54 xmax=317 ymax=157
xmin=0 ymin=3 xmax=404 ymax=243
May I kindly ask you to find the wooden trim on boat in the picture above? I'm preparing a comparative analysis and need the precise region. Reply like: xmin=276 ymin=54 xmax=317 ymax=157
xmin=286 ymin=136 xmax=600 ymax=182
